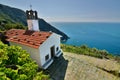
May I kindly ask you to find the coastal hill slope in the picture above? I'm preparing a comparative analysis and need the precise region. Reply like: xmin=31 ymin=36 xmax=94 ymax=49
xmin=0 ymin=4 xmax=69 ymax=41
xmin=47 ymin=52 xmax=120 ymax=80
xmin=0 ymin=4 xmax=26 ymax=24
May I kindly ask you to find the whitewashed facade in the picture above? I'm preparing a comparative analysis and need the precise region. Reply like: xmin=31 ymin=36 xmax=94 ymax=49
xmin=39 ymin=33 xmax=62 ymax=69
xmin=27 ymin=20 xmax=39 ymax=31
xmin=9 ymin=33 xmax=62 ymax=69
xmin=6 ymin=9 xmax=62 ymax=69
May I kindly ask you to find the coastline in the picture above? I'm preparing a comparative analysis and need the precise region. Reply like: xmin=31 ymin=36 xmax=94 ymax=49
xmin=61 ymin=44 xmax=120 ymax=63
xmin=51 ymin=22 xmax=120 ymax=55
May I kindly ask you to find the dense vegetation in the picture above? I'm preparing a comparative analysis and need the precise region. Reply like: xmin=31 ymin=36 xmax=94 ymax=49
xmin=0 ymin=4 xmax=26 ymax=24
xmin=0 ymin=41 xmax=49 ymax=80
xmin=0 ymin=23 xmax=26 ymax=31
xmin=61 ymin=44 xmax=120 ymax=62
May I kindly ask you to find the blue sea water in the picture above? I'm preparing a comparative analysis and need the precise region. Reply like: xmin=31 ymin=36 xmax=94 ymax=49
xmin=51 ymin=22 xmax=120 ymax=55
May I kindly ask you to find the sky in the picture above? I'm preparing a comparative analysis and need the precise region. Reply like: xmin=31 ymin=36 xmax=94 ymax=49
xmin=0 ymin=0 xmax=120 ymax=22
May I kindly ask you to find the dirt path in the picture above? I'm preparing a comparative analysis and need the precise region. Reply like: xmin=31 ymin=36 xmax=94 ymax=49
xmin=47 ymin=52 xmax=120 ymax=80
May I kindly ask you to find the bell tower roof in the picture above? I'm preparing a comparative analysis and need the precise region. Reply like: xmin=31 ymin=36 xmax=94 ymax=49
xmin=26 ymin=9 xmax=38 ymax=19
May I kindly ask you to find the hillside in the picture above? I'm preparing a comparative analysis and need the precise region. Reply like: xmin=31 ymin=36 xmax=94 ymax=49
xmin=0 ymin=4 xmax=69 ymax=41
xmin=46 ymin=44 xmax=120 ymax=80
xmin=47 ymin=52 xmax=120 ymax=80
xmin=0 ymin=4 xmax=26 ymax=24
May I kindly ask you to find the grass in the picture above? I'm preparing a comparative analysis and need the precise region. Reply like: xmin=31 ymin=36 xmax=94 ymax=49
xmin=61 ymin=44 xmax=120 ymax=63
xmin=61 ymin=44 xmax=120 ymax=78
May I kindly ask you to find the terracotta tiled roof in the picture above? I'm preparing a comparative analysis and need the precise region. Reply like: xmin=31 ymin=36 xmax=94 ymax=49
xmin=5 ymin=29 xmax=52 ymax=48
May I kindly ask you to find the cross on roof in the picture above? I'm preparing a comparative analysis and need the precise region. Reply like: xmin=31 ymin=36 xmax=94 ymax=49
xmin=30 ymin=5 xmax=32 ymax=10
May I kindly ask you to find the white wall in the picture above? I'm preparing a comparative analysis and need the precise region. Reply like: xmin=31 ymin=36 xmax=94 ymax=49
xmin=10 ymin=42 xmax=41 ymax=67
xmin=9 ymin=33 xmax=61 ymax=69
xmin=27 ymin=20 xmax=33 ymax=30
xmin=39 ymin=33 xmax=61 ymax=66
xmin=32 ymin=20 xmax=39 ymax=31
xmin=27 ymin=20 xmax=39 ymax=31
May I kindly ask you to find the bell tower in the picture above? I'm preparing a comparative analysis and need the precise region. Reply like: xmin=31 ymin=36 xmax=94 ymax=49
xmin=26 ymin=6 xmax=39 ymax=31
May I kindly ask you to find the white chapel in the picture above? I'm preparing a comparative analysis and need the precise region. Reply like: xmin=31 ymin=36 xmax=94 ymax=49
xmin=5 ymin=9 xmax=62 ymax=69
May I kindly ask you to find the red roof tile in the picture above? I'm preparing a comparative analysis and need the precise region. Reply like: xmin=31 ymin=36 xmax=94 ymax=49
xmin=5 ymin=29 xmax=52 ymax=48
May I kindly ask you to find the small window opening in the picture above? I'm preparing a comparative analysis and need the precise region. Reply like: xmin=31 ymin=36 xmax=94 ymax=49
xmin=45 ymin=54 xmax=49 ymax=61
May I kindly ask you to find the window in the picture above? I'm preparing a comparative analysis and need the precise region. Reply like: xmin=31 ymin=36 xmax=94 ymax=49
xmin=45 ymin=54 xmax=49 ymax=61
xmin=56 ymin=47 xmax=59 ymax=51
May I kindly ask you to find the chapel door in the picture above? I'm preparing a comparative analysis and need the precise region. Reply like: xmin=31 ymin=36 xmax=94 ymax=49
xmin=50 ymin=46 xmax=55 ymax=58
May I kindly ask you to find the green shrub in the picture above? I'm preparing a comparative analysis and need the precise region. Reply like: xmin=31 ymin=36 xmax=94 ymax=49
xmin=0 ymin=41 xmax=50 ymax=80
xmin=34 ymin=71 xmax=50 ymax=80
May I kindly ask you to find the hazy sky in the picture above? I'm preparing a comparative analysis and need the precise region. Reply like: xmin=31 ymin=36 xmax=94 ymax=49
xmin=1 ymin=0 xmax=120 ymax=22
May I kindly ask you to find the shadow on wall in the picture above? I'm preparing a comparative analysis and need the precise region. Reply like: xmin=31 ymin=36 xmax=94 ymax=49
xmin=47 ymin=55 xmax=68 ymax=80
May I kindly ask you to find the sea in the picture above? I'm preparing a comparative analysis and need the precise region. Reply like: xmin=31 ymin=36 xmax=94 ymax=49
xmin=51 ymin=22 xmax=120 ymax=56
